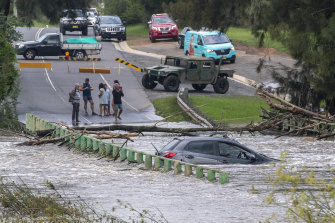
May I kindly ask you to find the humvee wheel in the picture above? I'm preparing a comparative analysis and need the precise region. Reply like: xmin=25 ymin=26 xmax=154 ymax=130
xmin=192 ymin=84 xmax=207 ymax=91
xmin=142 ymin=74 xmax=157 ymax=89
xmin=163 ymin=75 xmax=180 ymax=92
xmin=213 ymin=77 xmax=229 ymax=94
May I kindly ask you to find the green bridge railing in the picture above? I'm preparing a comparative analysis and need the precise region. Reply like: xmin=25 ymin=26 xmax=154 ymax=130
xmin=25 ymin=113 xmax=229 ymax=184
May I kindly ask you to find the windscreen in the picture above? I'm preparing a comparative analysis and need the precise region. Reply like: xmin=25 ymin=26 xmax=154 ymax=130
xmin=101 ymin=17 xmax=122 ymax=25
xmin=153 ymin=16 xmax=173 ymax=24
xmin=160 ymin=139 xmax=180 ymax=152
xmin=67 ymin=10 xmax=83 ymax=18
xmin=203 ymin=34 xmax=230 ymax=45
xmin=36 ymin=34 xmax=48 ymax=42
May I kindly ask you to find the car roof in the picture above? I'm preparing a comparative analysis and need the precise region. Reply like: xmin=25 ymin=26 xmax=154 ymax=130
xmin=152 ymin=13 xmax=169 ymax=17
xmin=166 ymin=55 xmax=214 ymax=61
xmin=187 ymin=30 xmax=222 ymax=36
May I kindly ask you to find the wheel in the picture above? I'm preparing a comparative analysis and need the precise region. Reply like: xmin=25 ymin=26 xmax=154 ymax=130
xmin=149 ymin=33 xmax=155 ymax=43
xmin=94 ymin=29 xmax=97 ymax=36
xmin=230 ymin=58 xmax=235 ymax=63
xmin=74 ymin=50 xmax=86 ymax=59
xmin=213 ymin=77 xmax=229 ymax=94
xmin=173 ymin=37 xmax=178 ymax=41
xmin=163 ymin=75 xmax=180 ymax=92
xmin=82 ymin=28 xmax=88 ymax=36
xmin=186 ymin=51 xmax=190 ymax=56
xmin=24 ymin=49 xmax=36 ymax=60
xmin=178 ymin=38 xmax=183 ymax=49
xmin=192 ymin=84 xmax=207 ymax=91
xmin=123 ymin=35 xmax=127 ymax=41
xmin=142 ymin=74 xmax=157 ymax=89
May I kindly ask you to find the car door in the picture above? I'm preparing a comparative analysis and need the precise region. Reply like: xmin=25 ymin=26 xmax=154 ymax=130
xmin=217 ymin=142 xmax=254 ymax=164
xmin=37 ymin=35 xmax=61 ymax=56
xmin=199 ymin=61 xmax=213 ymax=81
xmin=194 ymin=35 xmax=204 ymax=56
xmin=182 ymin=141 xmax=218 ymax=164
xmin=186 ymin=60 xmax=199 ymax=81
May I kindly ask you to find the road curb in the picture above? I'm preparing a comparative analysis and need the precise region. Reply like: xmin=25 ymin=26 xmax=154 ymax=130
xmin=114 ymin=41 xmax=259 ymax=88
xmin=25 ymin=113 xmax=230 ymax=185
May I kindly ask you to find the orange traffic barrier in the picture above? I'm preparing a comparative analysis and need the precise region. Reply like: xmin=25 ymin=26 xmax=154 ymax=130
xmin=79 ymin=68 xmax=110 ymax=74
xmin=19 ymin=62 xmax=53 ymax=72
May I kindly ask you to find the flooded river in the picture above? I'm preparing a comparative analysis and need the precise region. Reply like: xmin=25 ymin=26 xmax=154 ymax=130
xmin=0 ymin=123 xmax=334 ymax=222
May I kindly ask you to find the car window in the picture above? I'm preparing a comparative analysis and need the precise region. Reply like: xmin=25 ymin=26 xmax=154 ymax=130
xmin=202 ymin=62 xmax=211 ymax=69
xmin=165 ymin=58 xmax=174 ymax=66
xmin=186 ymin=141 xmax=215 ymax=155
xmin=101 ymin=17 xmax=122 ymax=25
xmin=188 ymin=62 xmax=197 ymax=69
xmin=153 ymin=16 xmax=173 ymax=24
xmin=197 ymin=36 xmax=203 ymax=45
xmin=180 ymin=59 xmax=187 ymax=67
xmin=203 ymin=34 xmax=230 ymax=45
xmin=47 ymin=35 xmax=59 ymax=44
xmin=219 ymin=142 xmax=252 ymax=160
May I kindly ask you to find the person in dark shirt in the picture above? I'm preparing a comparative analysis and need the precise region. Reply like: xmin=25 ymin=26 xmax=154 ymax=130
xmin=112 ymin=83 xmax=124 ymax=122
xmin=80 ymin=78 xmax=97 ymax=116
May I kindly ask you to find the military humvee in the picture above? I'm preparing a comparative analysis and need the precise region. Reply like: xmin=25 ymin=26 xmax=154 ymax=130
xmin=142 ymin=56 xmax=234 ymax=93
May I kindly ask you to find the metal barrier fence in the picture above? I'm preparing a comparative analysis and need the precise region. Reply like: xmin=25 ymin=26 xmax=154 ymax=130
xmin=25 ymin=113 xmax=229 ymax=184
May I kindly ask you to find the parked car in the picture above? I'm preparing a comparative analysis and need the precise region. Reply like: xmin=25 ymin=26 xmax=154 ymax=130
xmin=157 ymin=137 xmax=279 ymax=165
xmin=60 ymin=9 xmax=88 ymax=36
xmin=178 ymin=27 xmax=192 ymax=49
xmin=184 ymin=30 xmax=236 ymax=63
xmin=94 ymin=16 xmax=126 ymax=41
xmin=87 ymin=11 xmax=97 ymax=26
xmin=15 ymin=33 xmax=102 ymax=60
xmin=148 ymin=13 xmax=178 ymax=43
xmin=87 ymin=8 xmax=99 ymax=16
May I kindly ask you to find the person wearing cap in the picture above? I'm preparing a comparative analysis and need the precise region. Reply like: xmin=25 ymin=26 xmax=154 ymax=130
xmin=71 ymin=83 xmax=81 ymax=124
xmin=80 ymin=78 xmax=97 ymax=115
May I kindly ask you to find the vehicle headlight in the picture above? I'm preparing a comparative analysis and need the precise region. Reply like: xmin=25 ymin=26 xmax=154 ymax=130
xmin=121 ymin=27 xmax=125 ymax=31
xmin=152 ymin=27 xmax=158 ymax=31
xmin=63 ymin=20 xmax=69 ymax=24
xmin=206 ymin=49 xmax=214 ymax=53
xmin=230 ymin=46 xmax=235 ymax=51
xmin=18 ymin=44 xmax=24 ymax=49
xmin=171 ymin=25 xmax=177 ymax=30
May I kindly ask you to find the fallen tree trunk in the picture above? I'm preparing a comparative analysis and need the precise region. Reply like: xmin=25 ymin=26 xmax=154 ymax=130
xmin=17 ymin=133 xmax=72 ymax=146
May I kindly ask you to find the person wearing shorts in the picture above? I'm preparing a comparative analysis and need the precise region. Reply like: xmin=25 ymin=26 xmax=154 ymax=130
xmin=80 ymin=78 xmax=97 ymax=115
xmin=112 ymin=83 xmax=124 ymax=122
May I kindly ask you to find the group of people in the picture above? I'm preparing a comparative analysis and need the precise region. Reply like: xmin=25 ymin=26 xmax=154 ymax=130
xmin=70 ymin=78 xmax=124 ymax=124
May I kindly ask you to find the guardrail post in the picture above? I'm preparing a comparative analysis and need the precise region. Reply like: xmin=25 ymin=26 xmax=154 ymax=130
xmin=219 ymin=172 xmax=229 ymax=184
xmin=164 ymin=159 xmax=172 ymax=172
xmin=174 ymin=161 xmax=182 ymax=174
xmin=154 ymin=157 xmax=161 ymax=170
xmin=185 ymin=164 xmax=192 ymax=176
xmin=105 ymin=144 xmax=113 ymax=156
xmin=128 ymin=150 xmax=135 ymax=162
xmin=137 ymin=152 xmax=144 ymax=163
xmin=75 ymin=135 xmax=81 ymax=149
xmin=112 ymin=146 xmax=119 ymax=158
xmin=86 ymin=137 xmax=93 ymax=151
xmin=98 ymin=141 xmax=105 ymax=154
xmin=196 ymin=167 xmax=204 ymax=178
xmin=93 ymin=139 xmax=99 ymax=151
xmin=80 ymin=136 xmax=86 ymax=151
xmin=207 ymin=170 xmax=216 ymax=182
xmin=145 ymin=154 xmax=152 ymax=169
xmin=120 ymin=148 xmax=127 ymax=161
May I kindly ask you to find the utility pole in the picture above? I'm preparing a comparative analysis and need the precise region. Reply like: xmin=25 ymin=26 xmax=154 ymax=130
xmin=13 ymin=0 xmax=17 ymax=17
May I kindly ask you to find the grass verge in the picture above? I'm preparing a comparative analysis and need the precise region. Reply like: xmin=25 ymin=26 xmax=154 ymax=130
xmin=33 ymin=20 xmax=58 ymax=28
xmin=127 ymin=24 xmax=149 ymax=38
xmin=152 ymin=95 xmax=270 ymax=124
xmin=226 ymin=27 xmax=288 ymax=53
xmin=152 ymin=96 xmax=192 ymax=122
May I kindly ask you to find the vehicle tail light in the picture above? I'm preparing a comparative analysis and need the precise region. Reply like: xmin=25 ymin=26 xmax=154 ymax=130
xmin=163 ymin=152 xmax=177 ymax=158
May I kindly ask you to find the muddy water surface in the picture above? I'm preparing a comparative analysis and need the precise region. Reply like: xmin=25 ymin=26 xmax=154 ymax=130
xmin=0 ymin=124 xmax=334 ymax=223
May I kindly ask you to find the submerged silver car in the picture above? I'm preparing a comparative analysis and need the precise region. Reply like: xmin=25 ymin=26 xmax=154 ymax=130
xmin=157 ymin=137 xmax=278 ymax=165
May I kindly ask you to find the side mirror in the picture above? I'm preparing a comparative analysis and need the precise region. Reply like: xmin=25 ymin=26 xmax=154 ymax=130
xmin=148 ymin=21 xmax=152 ymax=24
xmin=229 ymin=39 xmax=232 ymax=42
xmin=123 ymin=21 xmax=127 ymax=25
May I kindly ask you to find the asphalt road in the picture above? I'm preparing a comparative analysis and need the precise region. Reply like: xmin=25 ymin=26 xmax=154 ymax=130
xmin=16 ymin=27 xmax=255 ymax=126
